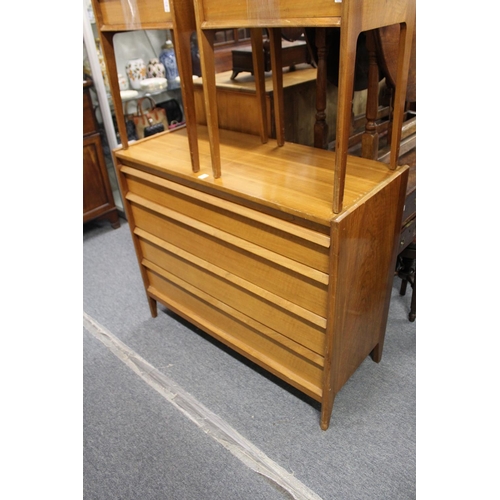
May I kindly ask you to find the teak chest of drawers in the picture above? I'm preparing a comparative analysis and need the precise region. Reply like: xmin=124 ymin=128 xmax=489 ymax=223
xmin=92 ymin=0 xmax=414 ymax=429
xmin=113 ymin=127 xmax=407 ymax=429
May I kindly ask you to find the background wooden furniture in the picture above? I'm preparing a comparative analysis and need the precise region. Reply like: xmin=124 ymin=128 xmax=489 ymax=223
xmin=362 ymin=25 xmax=417 ymax=322
xmin=93 ymin=0 xmax=415 ymax=430
xmin=230 ymin=39 xmax=310 ymax=79
xmin=83 ymin=79 xmax=120 ymax=228
xmin=193 ymin=65 xmax=338 ymax=146
xmin=312 ymin=23 xmax=417 ymax=320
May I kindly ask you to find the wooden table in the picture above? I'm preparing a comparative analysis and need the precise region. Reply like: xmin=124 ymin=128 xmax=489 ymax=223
xmin=193 ymin=65 xmax=338 ymax=147
xmin=230 ymin=39 xmax=311 ymax=79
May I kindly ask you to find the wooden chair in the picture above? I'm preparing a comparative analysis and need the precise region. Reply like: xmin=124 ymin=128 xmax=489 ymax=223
xmin=192 ymin=0 xmax=415 ymax=213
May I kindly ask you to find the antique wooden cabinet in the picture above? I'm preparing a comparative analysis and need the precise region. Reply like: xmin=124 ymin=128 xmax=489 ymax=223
xmin=83 ymin=79 xmax=120 ymax=228
xmin=91 ymin=0 xmax=415 ymax=429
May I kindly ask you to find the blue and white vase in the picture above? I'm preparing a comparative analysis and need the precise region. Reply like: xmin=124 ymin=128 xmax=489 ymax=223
xmin=159 ymin=40 xmax=179 ymax=82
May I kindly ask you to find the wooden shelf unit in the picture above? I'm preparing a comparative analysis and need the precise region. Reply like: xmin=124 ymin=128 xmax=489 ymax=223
xmin=91 ymin=0 xmax=415 ymax=430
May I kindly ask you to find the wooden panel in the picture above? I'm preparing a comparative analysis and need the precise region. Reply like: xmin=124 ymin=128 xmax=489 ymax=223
xmin=123 ymin=167 xmax=330 ymax=272
xmin=83 ymin=134 xmax=115 ymax=219
xmin=129 ymin=199 xmax=329 ymax=319
xmin=398 ymin=216 xmax=416 ymax=252
xmin=329 ymin=167 xmax=408 ymax=392
xmin=145 ymin=265 xmax=324 ymax=400
xmin=401 ymin=186 xmax=416 ymax=225
xmin=83 ymin=84 xmax=97 ymax=136
xmin=138 ymin=231 xmax=326 ymax=352
xmin=195 ymin=0 xmax=341 ymax=27
xmin=94 ymin=0 xmax=172 ymax=30
xmin=194 ymin=87 xmax=272 ymax=138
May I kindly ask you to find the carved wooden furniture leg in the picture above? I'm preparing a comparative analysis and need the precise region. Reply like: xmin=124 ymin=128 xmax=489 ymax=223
xmin=268 ymin=27 xmax=285 ymax=146
xmin=361 ymin=30 xmax=380 ymax=160
xmin=250 ymin=28 xmax=269 ymax=144
xmin=397 ymin=242 xmax=416 ymax=322
xmin=314 ymin=28 xmax=328 ymax=150
xmin=388 ymin=20 xmax=414 ymax=169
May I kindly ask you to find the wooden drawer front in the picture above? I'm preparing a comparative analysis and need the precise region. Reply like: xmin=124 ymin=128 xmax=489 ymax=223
xmin=402 ymin=187 xmax=416 ymax=225
xmin=145 ymin=263 xmax=324 ymax=401
xmin=96 ymin=0 xmax=172 ymax=29
xmin=137 ymin=231 xmax=326 ymax=356
xmin=123 ymin=167 xmax=330 ymax=273
xmin=399 ymin=216 xmax=416 ymax=253
xmin=128 ymin=197 xmax=329 ymax=320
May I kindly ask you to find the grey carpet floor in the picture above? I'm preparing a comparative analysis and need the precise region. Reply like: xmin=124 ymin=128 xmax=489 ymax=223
xmin=83 ymin=218 xmax=416 ymax=499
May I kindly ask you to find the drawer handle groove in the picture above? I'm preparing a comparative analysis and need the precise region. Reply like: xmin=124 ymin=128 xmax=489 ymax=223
xmin=127 ymin=192 xmax=329 ymax=286
xmin=122 ymin=166 xmax=330 ymax=248
xmin=136 ymin=227 xmax=327 ymax=330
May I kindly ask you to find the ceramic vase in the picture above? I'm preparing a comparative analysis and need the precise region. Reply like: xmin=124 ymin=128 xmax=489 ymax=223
xmin=159 ymin=40 xmax=179 ymax=82
xmin=125 ymin=58 xmax=146 ymax=90
xmin=118 ymin=73 xmax=129 ymax=91
xmin=146 ymin=58 xmax=166 ymax=79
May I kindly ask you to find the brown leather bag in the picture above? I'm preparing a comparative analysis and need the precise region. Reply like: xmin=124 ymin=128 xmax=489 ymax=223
xmin=130 ymin=96 xmax=169 ymax=139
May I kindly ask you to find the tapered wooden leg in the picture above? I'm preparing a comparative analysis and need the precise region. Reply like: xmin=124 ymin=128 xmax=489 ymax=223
xmin=333 ymin=26 xmax=359 ymax=213
xmin=170 ymin=0 xmax=200 ymax=172
xmin=250 ymin=28 xmax=268 ymax=144
xmin=100 ymin=32 xmax=128 ymax=150
xmin=147 ymin=296 xmax=158 ymax=318
xmin=196 ymin=28 xmax=221 ymax=178
xmin=320 ymin=391 xmax=336 ymax=430
xmin=268 ymin=28 xmax=285 ymax=147
xmin=389 ymin=19 xmax=415 ymax=169
xmin=370 ymin=341 xmax=384 ymax=363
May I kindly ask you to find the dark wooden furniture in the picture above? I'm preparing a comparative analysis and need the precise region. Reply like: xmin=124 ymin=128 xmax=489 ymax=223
xmin=230 ymin=39 xmax=310 ymax=79
xmin=368 ymin=26 xmax=416 ymax=322
xmin=193 ymin=65 xmax=337 ymax=147
xmin=396 ymin=149 xmax=416 ymax=321
xmin=83 ymin=79 xmax=120 ymax=228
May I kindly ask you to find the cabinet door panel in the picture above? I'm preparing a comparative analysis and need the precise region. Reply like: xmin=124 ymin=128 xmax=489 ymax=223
xmin=83 ymin=134 xmax=114 ymax=218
